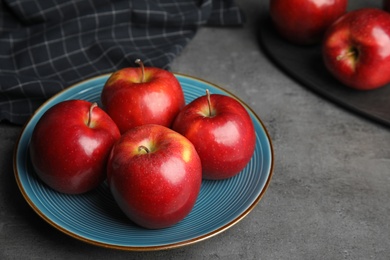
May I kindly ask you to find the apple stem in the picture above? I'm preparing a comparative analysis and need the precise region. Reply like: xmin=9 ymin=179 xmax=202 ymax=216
xmin=135 ymin=59 xmax=145 ymax=83
xmin=206 ymin=89 xmax=212 ymax=117
xmin=138 ymin=145 xmax=150 ymax=154
xmin=88 ymin=102 xmax=98 ymax=128
xmin=337 ymin=49 xmax=357 ymax=61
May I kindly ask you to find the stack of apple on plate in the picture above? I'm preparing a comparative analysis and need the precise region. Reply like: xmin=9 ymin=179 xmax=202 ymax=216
xmin=269 ymin=0 xmax=390 ymax=90
xmin=29 ymin=60 xmax=256 ymax=229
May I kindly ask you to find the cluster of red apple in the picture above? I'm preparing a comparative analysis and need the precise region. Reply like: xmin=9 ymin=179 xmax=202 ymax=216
xmin=270 ymin=0 xmax=390 ymax=90
xmin=29 ymin=60 xmax=256 ymax=229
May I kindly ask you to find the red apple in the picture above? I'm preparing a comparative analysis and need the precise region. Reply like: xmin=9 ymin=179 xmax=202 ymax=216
xmin=270 ymin=0 xmax=347 ymax=45
xmin=384 ymin=0 xmax=390 ymax=12
xmin=322 ymin=8 xmax=390 ymax=90
xmin=101 ymin=59 xmax=185 ymax=134
xmin=29 ymin=100 xmax=121 ymax=194
xmin=172 ymin=90 xmax=256 ymax=180
xmin=107 ymin=124 xmax=202 ymax=229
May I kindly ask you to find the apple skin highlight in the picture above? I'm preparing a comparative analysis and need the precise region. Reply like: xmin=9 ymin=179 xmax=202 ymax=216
xmin=101 ymin=62 xmax=185 ymax=134
xmin=270 ymin=0 xmax=347 ymax=45
xmin=172 ymin=93 xmax=256 ymax=180
xmin=29 ymin=100 xmax=121 ymax=194
xmin=322 ymin=8 xmax=390 ymax=90
xmin=107 ymin=124 xmax=202 ymax=229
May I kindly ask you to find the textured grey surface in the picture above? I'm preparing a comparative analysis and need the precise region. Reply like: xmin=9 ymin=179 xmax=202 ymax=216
xmin=1 ymin=0 xmax=390 ymax=259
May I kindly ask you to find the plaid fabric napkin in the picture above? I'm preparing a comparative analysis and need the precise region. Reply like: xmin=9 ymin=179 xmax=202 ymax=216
xmin=0 ymin=0 xmax=244 ymax=125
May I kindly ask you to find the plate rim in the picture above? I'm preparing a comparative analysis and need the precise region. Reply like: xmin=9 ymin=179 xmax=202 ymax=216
xmin=13 ymin=72 xmax=275 ymax=251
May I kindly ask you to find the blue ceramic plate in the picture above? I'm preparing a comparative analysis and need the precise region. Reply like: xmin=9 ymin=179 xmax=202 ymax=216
xmin=13 ymin=73 xmax=274 ymax=251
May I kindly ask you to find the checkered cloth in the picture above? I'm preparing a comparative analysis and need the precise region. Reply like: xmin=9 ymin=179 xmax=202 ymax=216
xmin=0 ymin=0 xmax=244 ymax=125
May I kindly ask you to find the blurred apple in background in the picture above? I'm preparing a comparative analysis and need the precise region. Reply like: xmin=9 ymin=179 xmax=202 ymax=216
xmin=322 ymin=8 xmax=390 ymax=90
xmin=107 ymin=124 xmax=202 ymax=229
xmin=101 ymin=59 xmax=185 ymax=134
xmin=29 ymin=100 xmax=121 ymax=194
xmin=269 ymin=0 xmax=347 ymax=45
xmin=172 ymin=90 xmax=256 ymax=180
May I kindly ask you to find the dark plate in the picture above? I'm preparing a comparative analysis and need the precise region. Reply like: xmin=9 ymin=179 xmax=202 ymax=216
xmin=259 ymin=15 xmax=390 ymax=128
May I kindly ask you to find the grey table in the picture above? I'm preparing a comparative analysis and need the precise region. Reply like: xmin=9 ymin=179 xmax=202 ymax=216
xmin=1 ymin=1 xmax=389 ymax=259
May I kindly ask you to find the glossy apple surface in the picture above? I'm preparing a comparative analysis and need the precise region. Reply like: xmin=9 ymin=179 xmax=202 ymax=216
xmin=101 ymin=61 xmax=185 ymax=134
xmin=322 ymin=8 xmax=390 ymax=90
xmin=172 ymin=92 xmax=256 ymax=180
xmin=270 ymin=0 xmax=347 ymax=45
xmin=107 ymin=124 xmax=202 ymax=229
xmin=29 ymin=100 xmax=121 ymax=194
